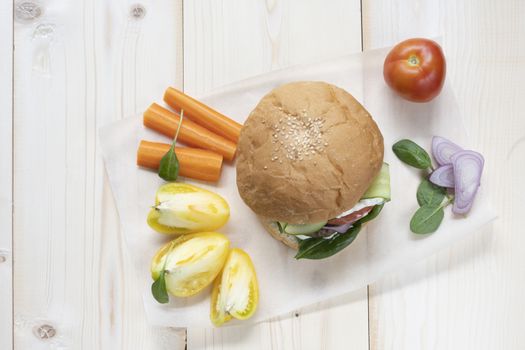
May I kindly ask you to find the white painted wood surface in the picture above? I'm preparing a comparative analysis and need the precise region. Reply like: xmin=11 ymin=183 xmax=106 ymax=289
xmin=183 ymin=0 xmax=362 ymax=95
xmin=0 ymin=1 xmax=13 ymax=349
xmin=364 ymin=1 xmax=525 ymax=349
xmin=12 ymin=1 xmax=184 ymax=348
xmin=4 ymin=0 xmax=525 ymax=349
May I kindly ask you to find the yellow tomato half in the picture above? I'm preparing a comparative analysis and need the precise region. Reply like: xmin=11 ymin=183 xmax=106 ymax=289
xmin=148 ymin=183 xmax=230 ymax=234
xmin=151 ymin=232 xmax=230 ymax=297
xmin=210 ymin=248 xmax=259 ymax=326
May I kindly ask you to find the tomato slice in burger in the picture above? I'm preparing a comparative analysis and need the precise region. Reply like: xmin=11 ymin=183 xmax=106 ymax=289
xmin=327 ymin=206 xmax=374 ymax=226
xmin=210 ymin=248 xmax=259 ymax=326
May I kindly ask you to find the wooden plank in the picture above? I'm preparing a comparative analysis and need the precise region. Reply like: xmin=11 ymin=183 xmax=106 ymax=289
xmin=0 ymin=1 xmax=13 ymax=349
xmin=188 ymin=292 xmax=369 ymax=350
xmin=184 ymin=1 xmax=368 ymax=349
xmin=363 ymin=0 xmax=525 ymax=349
xmin=184 ymin=0 xmax=362 ymax=95
xmin=13 ymin=1 xmax=185 ymax=348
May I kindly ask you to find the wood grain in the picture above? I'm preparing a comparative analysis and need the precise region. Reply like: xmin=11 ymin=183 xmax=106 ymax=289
xmin=188 ymin=292 xmax=370 ymax=350
xmin=0 ymin=1 xmax=13 ymax=349
xmin=184 ymin=1 xmax=367 ymax=349
xmin=12 ymin=1 xmax=184 ymax=348
xmin=363 ymin=0 xmax=525 ymax=349
xmin=7 ymin=1 xmax=524 ymax=349
xmin=184 ymin=0 xmax=362 ymax=96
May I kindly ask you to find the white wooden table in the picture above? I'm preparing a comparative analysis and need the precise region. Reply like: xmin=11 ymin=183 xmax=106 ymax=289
xmin=2 ymin=1 xmax=524 ymax=349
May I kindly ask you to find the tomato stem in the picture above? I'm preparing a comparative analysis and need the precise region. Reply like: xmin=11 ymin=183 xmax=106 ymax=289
xmin=408 ymin=55 xmax=420 ymax=66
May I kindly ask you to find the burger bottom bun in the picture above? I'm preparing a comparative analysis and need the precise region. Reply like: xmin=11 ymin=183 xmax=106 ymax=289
xmin=259 ymin=216 xmax=299 ymax=250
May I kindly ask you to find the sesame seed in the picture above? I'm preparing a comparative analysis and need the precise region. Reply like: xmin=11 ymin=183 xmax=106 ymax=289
xmin=269 ymin=113 xmax=327 ymax=162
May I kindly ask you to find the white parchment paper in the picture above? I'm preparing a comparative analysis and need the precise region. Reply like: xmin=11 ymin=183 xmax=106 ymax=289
xmin=99 ymin=46 xmax=496 ymax=328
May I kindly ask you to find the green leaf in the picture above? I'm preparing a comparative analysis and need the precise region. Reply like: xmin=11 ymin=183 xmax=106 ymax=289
xmin=410 ymin=205 xmax=444 ymax=234
xmin=295 ymin=225 xmax=362 ymax=260
xmin=416 ymin=179 xmax=446 ymax=207
xmin=158 ymin=110 xmax=184 ymax=181
xmin=392 ymin=139 xmax=432 ymax=169
xmin=151 ymin=241 xmax=176 ymax=304
xmin=276 ymin=222 xmax=288 ymax=234
xmin=294 ymin=203 xmax=385 ymax=260
xmin=158 ymin=149 xmax=179 ymax=181
xmin=151 ymin=270 xmax=169 ymax=304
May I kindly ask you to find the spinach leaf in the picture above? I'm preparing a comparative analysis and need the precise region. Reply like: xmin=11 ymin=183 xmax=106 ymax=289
xmin=416 ymin=179 xmax=446 ymax=207
xmin=410 ymin=205 xmax=445 ymax=234
xmin=151 ymin=270 xmax=169 ymax=304
xmin=276 ymin=222 xmax=287 ymax=234
xmin=392 ymin=139 xmax=432 ymax=169
xmin=158 ymin=110 xmax=184 ymax=181
xmin=294 ymin=203 xmax=385 ymax=260
xmin=158 ymin=148 xmax=179 ymax=181
xmin=151 ymin=241 xmax=175 ymax=304
xmin=295 ymin=225 xmax=362 ymax=260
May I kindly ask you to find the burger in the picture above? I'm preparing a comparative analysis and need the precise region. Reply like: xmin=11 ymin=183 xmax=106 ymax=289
xmin=236 ymin=81 xmax=390 ymax=259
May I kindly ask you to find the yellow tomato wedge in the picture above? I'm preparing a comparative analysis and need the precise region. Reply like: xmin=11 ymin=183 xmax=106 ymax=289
xmin=151 ymin=232 xmax=230 ymax=297
xmin=210 ymin=248 xmax=259 ymax=326
xmin=148 ymin=183 xmax=230 ymax=234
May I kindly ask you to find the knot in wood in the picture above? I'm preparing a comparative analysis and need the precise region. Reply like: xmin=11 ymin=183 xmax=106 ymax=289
xmin=130 ymin=4 xmax=146 ymax=20
xmin=34 ymin=324 xmax=56 ymax=339
xmin=15 ymin=1 xmax=42 ymax=22
xmin=0 ymin=250 xmax=8 ymax=263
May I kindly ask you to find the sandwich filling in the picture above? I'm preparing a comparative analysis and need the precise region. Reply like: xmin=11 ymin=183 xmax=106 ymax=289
xmin=275 ymin=163 xmax=391 ymax=241
xmin=294 ymin=197 xmax=385 ymax=240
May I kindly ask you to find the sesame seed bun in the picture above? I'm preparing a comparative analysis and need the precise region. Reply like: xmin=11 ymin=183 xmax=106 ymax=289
xmin=236 ymin=81 xmax=384 ymax=224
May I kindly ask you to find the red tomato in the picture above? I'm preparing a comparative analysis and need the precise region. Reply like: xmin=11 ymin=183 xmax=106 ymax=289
xmin=383 ymin=38 xmax=446 ymax=102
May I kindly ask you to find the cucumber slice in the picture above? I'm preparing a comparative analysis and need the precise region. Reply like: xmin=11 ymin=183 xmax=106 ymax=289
xmin=280 ymin=221 xmax=327 ymax=235
xmin=362 ymin=162 xmax=391 ymax=201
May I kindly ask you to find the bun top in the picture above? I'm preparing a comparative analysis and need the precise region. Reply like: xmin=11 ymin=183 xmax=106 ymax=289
xmin=236 ymin=81 xmax=384 ymax=224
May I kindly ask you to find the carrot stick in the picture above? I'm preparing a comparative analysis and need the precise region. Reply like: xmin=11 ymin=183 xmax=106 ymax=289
xmin=137 ymin=140 xmax=223 ymax=183
xmin=144 ymin=103 xmax=236 ymax=161
xmin=164 ymin=87 xmax=242 ymax=143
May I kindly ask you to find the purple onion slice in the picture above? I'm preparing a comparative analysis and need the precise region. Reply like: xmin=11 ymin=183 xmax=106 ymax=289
xmin=323 ymin=222 xmax=353 ymax=233
xmin=451 ymin=150 xmax=484 ymax=214
xmin=429 ymin=164 xmax=455 ymax=188
xmin=432 ymin=136 xmax=463 ymax=165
